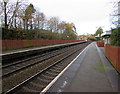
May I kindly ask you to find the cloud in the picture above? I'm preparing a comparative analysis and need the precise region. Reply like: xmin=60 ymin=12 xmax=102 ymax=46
xmin=29 ymin=0 xmax=112 ymax=35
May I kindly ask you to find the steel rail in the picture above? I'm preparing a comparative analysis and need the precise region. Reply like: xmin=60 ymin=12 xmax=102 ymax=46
xmin=2 ymin=46 xmax=71 ymax=78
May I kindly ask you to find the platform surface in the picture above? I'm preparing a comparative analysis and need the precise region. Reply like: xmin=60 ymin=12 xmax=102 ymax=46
xmin=43 ymin=42 xmax=119 ymax=93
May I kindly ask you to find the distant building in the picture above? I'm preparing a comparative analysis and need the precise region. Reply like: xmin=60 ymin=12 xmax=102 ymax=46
xmin=101 ymin=30 xmax=111 ymax=44
xmin=78 ymin=34 xmax=95 ymax=40
xmin=79 ymin=35 xmax=87 ymax=40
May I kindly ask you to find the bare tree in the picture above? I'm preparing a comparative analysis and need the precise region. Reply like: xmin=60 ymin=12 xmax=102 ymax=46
xmin=58 ymin=21 xmax=66 ymax=33
xmin=33 ymin=11 xmax=46 ymax=29
xmin=0 ymin=0 xmax=9 ymax=28
xmin=47 ymin=17 xmax=59 ymax=32
xmin=110 ymin=0 xmax=120 ymax=27
xmin=0 ymin=0 xmax=28 ymax=29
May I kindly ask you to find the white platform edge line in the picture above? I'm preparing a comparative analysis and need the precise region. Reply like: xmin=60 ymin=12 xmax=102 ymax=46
xmin=40 ymin=43 xmax=91 ymax=94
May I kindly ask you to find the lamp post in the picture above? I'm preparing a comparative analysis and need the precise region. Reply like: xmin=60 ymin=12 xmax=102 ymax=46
xmin=4 ymin=0 xmax=8 ymax=29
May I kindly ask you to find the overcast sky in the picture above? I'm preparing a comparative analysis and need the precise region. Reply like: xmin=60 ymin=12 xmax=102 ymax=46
xmin=29 ymin=0 xmax=115 ymax=35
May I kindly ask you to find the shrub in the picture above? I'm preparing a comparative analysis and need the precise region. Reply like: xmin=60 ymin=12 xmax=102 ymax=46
xmin=110 ymin=27 xmax=120 ymax=46
xmin=2 ymin=28 xmax=78 ymax=40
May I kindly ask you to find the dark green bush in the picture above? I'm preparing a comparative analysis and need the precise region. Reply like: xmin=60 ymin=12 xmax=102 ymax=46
xmin=2 ymin=28 xmax=18 ymax=39
xmin=110 ymin=27 xmax=120 ymax=46
xmin=2 ymin=28 xmax=77 ymax=40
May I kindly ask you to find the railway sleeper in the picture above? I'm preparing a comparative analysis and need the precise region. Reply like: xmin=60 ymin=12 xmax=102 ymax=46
xmin=22 ymin=86 xmax=40 ymax=92
xmin=37 ymin=77 xmax=51 ymax=83
xmin=45 ymin=71 xmax=58 ymax=76
xmin=41 ymin=74 xmax=54 ymax=79
xmin=49 ymin=69 xmax=61 ymax=73
xmin=30 ymin=82 xmax=45 ymax=88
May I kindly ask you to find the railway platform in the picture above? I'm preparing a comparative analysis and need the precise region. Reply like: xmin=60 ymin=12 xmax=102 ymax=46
xmin=42 ymin=42 xmax=120 ymax=93
xmin=2 ymin=41 xmax=85 ymax=55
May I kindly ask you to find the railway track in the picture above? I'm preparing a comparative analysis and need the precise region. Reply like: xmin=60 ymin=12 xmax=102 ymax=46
xmin=2 ymin=42 xmax=90 ymax=93
xmin=2 ymin=46 xmax=75 ymax=78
